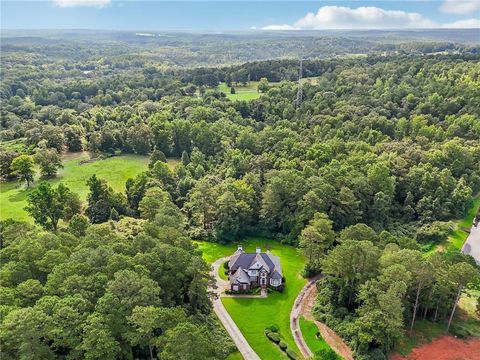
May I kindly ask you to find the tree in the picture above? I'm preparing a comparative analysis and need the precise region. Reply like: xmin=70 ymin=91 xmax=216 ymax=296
xmin=0 ymin=151 xmax=18 ymax=180
xmin=150 ymin=161 xmax=175 ymax=194
xmin=445 ymin=262 xmax=479 ymax=333
xmin=127 ymin=123 xmax=153 ymax=155
xmin=10 ymin=154 xmax=35 ymax=187
xmin=149 ymin=149 xmax=167 ymax=169
xmin=230 ymin=86 xmax=235 ymax=94
xmin=139 ymin=187 xmax=171 ymax=221
xmin=68 ymin=214 xmax=89 ymax=237
xmin=322 ymin=240 xmax=380 ymax=308
xmin=299 ymin=212 xmax=335 ymax=274
xmin=258 ymin=77 xmax=269 ymax=93
xmin=181 ymin=150 xmax=190 ymax=165
xmin=34 ymin=147 xmax=63 ymax=178
xmin=157 ymin=322 xmax=215 ymax=360
xmin=0 ymin=307 xmax=54 ymax=360
xmin=25 ymin=182 xmax=81 ymax=231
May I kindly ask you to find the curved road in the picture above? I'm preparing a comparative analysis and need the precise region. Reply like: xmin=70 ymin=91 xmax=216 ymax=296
xmin=210 ymin=257 xmax=261 ymax=360
xmin=290 ymin=276 xmax=322 ymax=359
xmin=291 ymin=276 xmax=354 ymax=360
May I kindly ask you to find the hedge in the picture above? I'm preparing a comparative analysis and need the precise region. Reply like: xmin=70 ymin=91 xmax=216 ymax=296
xmin=266 ymin=332 xmax=280 ymax=343
xmin=279 ymin=341 xmax=288 ymax=351
xmin=286 ymin=349 xmax=298 ymax=360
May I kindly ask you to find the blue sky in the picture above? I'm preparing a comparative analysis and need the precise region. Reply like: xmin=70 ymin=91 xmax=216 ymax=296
xmin=1 ymin=1 xmax=479 ymax=30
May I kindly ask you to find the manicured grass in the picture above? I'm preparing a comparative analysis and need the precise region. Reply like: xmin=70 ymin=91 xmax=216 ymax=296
xmin=299 ymin=316 xmax=340 ymax=358
xmin=219 ymin=261 xmax=229 ymax=280
xmin=225 ymin=352 xmax=243 ymax=360
xmin=217 ymin=82 xmax=262 ymax=101
xmin=0 ymin=152 xmax=150 ymax=221
xmin=196 ymin=237 xmax=307 ymax=360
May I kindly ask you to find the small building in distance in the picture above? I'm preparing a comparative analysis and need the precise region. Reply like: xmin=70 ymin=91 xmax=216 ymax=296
xmin=228 ymin=246 xmax=283 ymax=292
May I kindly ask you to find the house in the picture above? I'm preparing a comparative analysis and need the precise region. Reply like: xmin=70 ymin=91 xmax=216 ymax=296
xmin=228 ymin=245 xmax=283 ymax=291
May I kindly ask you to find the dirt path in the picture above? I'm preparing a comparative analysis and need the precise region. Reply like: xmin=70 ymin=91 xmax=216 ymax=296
xmin=390 ymin=336 xmax=480 ymax=360
xmin=210 ymin=257 xmax=261 ymax=360
xmin=291 ymin=276 xmax=354 ymax=360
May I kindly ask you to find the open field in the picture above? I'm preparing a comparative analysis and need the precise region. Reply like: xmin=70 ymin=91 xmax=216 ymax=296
xmin=0 ymin=152 xmax=151 ymax=221
xmin=299 ymin=316 xmax=341 ymax=359
xmin=195 ymin=238 xmax=307 ymax=360
xmin=218 ymin=82 xmax=263 ymax=101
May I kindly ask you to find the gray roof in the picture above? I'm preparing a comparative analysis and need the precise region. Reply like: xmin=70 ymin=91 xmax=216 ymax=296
xmin=230 ymin=266 xmax=250 ymax=284
xmin=229 ymin=250 xmax=283 ymax=279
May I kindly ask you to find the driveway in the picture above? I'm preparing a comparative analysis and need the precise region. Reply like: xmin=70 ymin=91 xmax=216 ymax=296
xmin=290 ymin=275 xmax=354 ymax=360
xmin=461 ymin=224 xmax=480 ymax=265
xmin=210 ymin=257 xmax=261 ymax=360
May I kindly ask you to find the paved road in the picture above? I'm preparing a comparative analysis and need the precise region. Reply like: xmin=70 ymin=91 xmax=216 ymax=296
xmin=461 ymin=224 xmax=480 ymax=265
xmin=291 ymin=275 xmax=354 ymax=360
xmin=210 ymin=257 xmax=261 ymax=360
xmin=290 ymin=276 xmax=321 ymax=358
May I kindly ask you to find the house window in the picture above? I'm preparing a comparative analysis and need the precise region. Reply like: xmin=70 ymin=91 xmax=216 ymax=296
xmin=233 ymin=285 xmax=239 ymax=291
xmin=260 ymin=272 xmax=266 ymax=278
xmin=248 ymin=270 xmax=258 ymax=276
xmin=270 ymin=279 xmax=280 ymax=287
xmin=243 ymin=284 xmax=247 ymax=290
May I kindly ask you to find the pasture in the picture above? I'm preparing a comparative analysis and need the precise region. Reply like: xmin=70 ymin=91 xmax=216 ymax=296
xmin=0 ymin=152 xmax=151 ymax=221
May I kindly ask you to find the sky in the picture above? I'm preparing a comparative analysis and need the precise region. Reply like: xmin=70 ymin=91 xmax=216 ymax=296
xmin=1 ymin=0 xmax=479 ymax=31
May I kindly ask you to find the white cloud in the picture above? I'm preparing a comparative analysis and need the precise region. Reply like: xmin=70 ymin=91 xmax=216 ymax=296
xmin=261 ymin=24 xmax=300 ymax=31
xmin=261 ymin=6 xmax=436 ymax=30
xmin=53 ymin=0 xmax=111 ymax=8
xmin=440 ymin=0 xmax=480 ymax=15
xmin=443 ymin=18 xmax=480 ymax=28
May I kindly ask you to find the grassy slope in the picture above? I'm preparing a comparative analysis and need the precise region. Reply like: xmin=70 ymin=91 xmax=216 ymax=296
xmin=299 ymin=317 xmax=341 ymax=358
xmin=218 ymin=82 xmax=262 ymax=101
xmin=0 ymin=152 xmax=151 ymax=221
xmin=445 ymin=196 xmax=480 ymax=251
xmin=196 ymin=237 xmax=306 ymax=360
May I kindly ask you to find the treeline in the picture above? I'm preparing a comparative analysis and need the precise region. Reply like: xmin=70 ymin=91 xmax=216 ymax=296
xmin=0 ymin=195 xmax=235 ymax=359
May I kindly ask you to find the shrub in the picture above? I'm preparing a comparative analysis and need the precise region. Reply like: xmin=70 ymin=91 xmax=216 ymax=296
xmin=314 ymin=348 xmax=339 ymax=360
xmin=223 ymin=261 xmax=229 ymax=269
xmin=266 ymin=332 xmax=280 ymax=343
xmin=279 ymin=341 xmax=288 ymax=351
xmin=286 ymin=349 xmax=298 ymax=359
xmin=266 ymin=325 xmax=278 ymax=332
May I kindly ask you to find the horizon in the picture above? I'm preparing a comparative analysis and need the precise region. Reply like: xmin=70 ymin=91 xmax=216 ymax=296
xmin=2 ymin=1 xmax=479 ymax=31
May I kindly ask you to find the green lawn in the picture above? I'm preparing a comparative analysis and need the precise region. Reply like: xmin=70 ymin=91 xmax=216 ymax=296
xmin=217 ymin=82 xmax=263 ymax=101
xmin=219 ymin=261 xmax=229 ymax=280
xmin=446 ymin=196 xmax=480 ymax=251
xmin=196 ymin=237 xmax=307 ymax=360
xmin=225 ymin=352 xmax=243 ymax=360
xmin=0 ymin=152 xmax=150 ymax=221
xmin=299 ymin=317 xmax=341 ymax=358
xmin=426 ymin=195 xmax=480 ymax=255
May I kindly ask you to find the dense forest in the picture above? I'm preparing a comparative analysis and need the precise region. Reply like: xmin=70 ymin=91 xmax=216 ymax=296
xmin=1 ymin=31 xmax=479 ymax=359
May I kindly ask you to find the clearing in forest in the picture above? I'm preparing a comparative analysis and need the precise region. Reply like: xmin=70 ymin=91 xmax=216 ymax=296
xmin=196 ymin=238 xmax=306 ymax=360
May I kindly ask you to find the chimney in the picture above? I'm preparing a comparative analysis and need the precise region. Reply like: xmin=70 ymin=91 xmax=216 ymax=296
xmin=237 ymin=245 xmax=243 ymax=252
xmin=256 ymin=247 xmax=261 ymax=254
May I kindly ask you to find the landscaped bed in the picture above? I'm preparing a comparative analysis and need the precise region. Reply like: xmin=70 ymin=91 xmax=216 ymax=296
xmin=196 ymin=237 xmax=307 ymax=360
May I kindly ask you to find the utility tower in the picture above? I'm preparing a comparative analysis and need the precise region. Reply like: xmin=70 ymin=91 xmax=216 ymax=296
xmin=295 ymin=59 xmax=303 ymax=108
